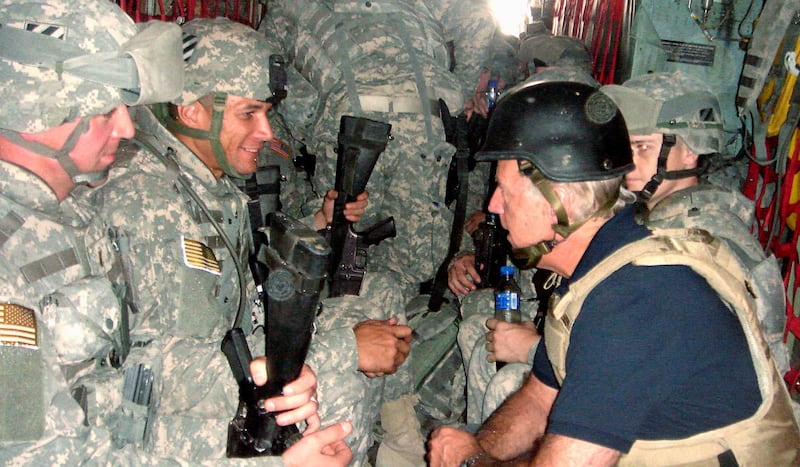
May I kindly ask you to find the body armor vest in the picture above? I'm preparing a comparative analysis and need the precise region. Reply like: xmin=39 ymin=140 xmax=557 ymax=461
xmin=545 ymin=229 xmax=800 ymax=465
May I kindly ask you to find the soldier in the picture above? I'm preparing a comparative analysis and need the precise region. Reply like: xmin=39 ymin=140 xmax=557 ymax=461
xmin=602 ymin=71 xmax=792 ymax=384
xmin=261 ymin=2 xmax=500 ymax=464
xmin=428 ymin=80 xmax=800 ymax=466
xmin=91 ymin=17 xmax=357 ymax=464
xmin=0 ymin=0 xmax=183 ymax=463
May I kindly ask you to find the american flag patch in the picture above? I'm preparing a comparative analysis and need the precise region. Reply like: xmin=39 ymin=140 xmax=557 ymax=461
xmin=0 ymin=303 xmax=38 ymax=348
xmin=181 ymin=236 xmax=221 ymax=275
xmin=270 ymin=138 xmax=291 ymax=160
xmin=24 ymin=21 xmax=66 ymax=40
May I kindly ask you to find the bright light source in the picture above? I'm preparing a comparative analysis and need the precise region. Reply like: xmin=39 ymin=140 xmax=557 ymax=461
xmin=490 ymin=0 xmax=530 ymax=36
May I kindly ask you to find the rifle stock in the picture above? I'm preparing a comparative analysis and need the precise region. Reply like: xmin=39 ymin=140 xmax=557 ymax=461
xmin=223 ymin=212 xmax=330 ymax=457
xmin=328 ymin=115 xmax=394 ymax=297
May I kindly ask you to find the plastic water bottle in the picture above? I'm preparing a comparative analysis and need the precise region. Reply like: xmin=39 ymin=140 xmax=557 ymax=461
xmin=486 ymin=78 xmax=499 ymax=113
xmin=494 ymin=265 xmax=521 ymax=370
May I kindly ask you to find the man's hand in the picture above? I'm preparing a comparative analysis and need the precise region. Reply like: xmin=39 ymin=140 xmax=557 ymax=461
xmin=251 ymin=360 xmax=320 ymax=432
xmin=448 ymin=253 xmax=481 ymax=296
xmin=314 ymin=189 xmax=369 ymax=230
xmin=427 ymin=426 xmax=482 ymax=467
xmin=282 ymin=421 xmax=354 ymax=467
xmin=464 ymin=211 xmax=486 ymax=235
xmin=464 ymin=67 xmax=506 ymax=122
xmin=485 ymin=319 xmax=540 ymax=364
xmin=353 ymin=317 xmax=412 ymax=377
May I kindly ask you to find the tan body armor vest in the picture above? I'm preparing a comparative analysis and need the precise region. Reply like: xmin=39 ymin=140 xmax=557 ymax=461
xmin=544 ymin=228 xmax=800 ymax=466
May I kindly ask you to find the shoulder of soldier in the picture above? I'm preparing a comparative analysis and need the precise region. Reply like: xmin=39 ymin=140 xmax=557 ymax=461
xmin=95 ymin=139 xmax=181 ymax=217
xmin=648 ymin=184 xmax=753 ymax=226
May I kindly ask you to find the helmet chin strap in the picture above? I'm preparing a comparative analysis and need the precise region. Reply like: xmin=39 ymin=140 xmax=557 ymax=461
xmin=636 ymin=134 xmax=676 ymax=204
xmin=511 ymin=164 xmax=620 ymax=269
xmin=635 ymin=133 xmax=710 ymax=208
xmin=163 ymin=93 xmax=250 ymax=179
xmin=0 ymin=119 xmax=109 ymax=185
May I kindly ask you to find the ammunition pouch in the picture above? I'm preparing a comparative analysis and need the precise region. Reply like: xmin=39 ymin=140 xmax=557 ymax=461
xmin=39 ymin=276 xmax=122 ymax=365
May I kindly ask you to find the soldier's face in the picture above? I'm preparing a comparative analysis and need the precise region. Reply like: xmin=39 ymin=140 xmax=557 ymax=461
xmin=219 ymin=95 xmax=274 ymax=176
xmin=626 ymin=133 xmax=699 ymax=206
xmin=50 ymin=105 xmax=134 ymax=176
xmin=488 ymin=160 xmax=555 ymax=249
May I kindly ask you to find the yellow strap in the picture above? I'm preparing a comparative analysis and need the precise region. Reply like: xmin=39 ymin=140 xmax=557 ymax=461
xmin=766 ymin=34 xmax=800 ymax=136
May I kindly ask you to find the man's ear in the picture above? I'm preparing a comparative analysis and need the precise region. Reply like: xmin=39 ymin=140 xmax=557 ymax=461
xmin=676 ymin=138 xmax=699 ymax=169
xmin=549 ymin=184 xmax=570 ymax=225
xmin=175 ymin=101 xmax=210 ymax=130
xmin=682 ymin=148 xmax=699 ymax=169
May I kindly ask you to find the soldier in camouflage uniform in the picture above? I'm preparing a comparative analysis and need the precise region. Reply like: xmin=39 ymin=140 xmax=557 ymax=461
xmin=91 ymin=17 xmax=357 ymax=465
xmin=602 ymin=71 xmax=792 ymax=388
xmin=260 ymin=2 xmax=500 ymax=464
xmin=0 ymin=0 xmax=187 ymax=463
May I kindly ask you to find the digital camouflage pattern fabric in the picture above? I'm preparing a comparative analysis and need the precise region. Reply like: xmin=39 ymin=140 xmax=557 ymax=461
xmin=173 ymin=17 xmax=275 ymax=105
xmin=0 ymin=159 xmax=127 ymax=465
xmin=0 ymin=0 xmax=138 ymax=133
xmin=89 ymin=107 xmax=281 ymax=463
xmin=262 ymin=1 xmax=499 ymax=464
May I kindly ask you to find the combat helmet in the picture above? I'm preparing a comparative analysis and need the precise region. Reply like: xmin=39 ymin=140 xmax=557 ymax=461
xmin=0 ymin=0 xmax=183 ymax=184
xmin=518 ymin=35 xmax=593 ymax=75
xmin=161 ymin=17 xmax=287 ymax=179
xmin=602 ymin=71 xmax=725 ymax=202
xmin=476 ymin=80 xmax=633 ymax=267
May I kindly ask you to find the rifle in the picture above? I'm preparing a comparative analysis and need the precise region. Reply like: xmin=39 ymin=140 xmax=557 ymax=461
xmin=222 ymin=212 xmax=330 ymax=457
xmin=472 ymin=212 xmax=510 ymax=289
xmin=327 ymin=115 xmax=396 ymax=297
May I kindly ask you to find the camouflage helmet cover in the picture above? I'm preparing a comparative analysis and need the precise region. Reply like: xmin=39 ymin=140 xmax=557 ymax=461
xmin=526 ymin=65 xmax=599 ymax=88
xmin=601 ymin=71 xmax=724 ymax=155
xmin=176 ymin=17 xmax=277 ymax=105
xmin=0 ymin=0 xmax=139 ymax=133
xmin=518 ymin=35 xmax=592 ymax=71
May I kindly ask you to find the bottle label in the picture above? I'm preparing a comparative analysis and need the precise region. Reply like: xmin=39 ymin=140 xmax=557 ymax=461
xmin=495 ymin=291 xmax=520 ymax=310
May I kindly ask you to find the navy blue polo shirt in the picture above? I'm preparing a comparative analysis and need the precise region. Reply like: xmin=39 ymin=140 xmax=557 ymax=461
xmin=533 ymin=205 xmax=760 ymax=452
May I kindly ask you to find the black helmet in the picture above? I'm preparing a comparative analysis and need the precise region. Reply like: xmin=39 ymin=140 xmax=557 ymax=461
xmin=475 ymin=80 xmax=633 ymax=182
xmin=476 ymin=81 xmax=633 ymax=269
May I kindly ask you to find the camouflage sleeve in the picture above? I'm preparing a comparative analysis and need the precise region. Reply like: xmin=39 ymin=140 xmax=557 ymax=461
xmin=305 ymin=327 xmax=361 ymax=376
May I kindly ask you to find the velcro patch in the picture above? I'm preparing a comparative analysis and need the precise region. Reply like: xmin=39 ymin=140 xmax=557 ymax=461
xmin=181 ymin=236 xmax=221 ymax=275
xmin=0 ymin=303 xmax=38 ymax=348
xmin=24 ymin=22 xmax=66 ymax=40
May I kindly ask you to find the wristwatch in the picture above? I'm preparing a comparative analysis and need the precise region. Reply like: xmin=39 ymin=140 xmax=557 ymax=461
xmin=460 ymin=451 xmax=486 ymax=467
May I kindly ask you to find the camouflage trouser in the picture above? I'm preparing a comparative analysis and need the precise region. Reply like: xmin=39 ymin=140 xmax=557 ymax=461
xmin=457 ymin=288 xmax=536 ymax=425
xmin=309 ymin=271 xmax=414 ymax=466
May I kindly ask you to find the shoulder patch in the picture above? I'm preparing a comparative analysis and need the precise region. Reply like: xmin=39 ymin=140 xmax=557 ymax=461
xmin=181 ymin=236 xmax=221 ymax=275
xmin=0 ymin=303 xmax=38 ymax=348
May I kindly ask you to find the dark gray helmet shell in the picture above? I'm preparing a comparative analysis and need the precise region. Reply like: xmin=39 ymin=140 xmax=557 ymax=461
xmin=476 ymin=81 xmax=633 ymax=182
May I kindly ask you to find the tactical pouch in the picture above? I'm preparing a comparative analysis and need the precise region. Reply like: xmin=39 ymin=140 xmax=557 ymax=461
xmin=110 ymin=363 xmax=156 ymax=448
xmin=0 ymin=340 xmax=44 ymax=441
xmin=39 ymin=276 xmax=120 ymax=364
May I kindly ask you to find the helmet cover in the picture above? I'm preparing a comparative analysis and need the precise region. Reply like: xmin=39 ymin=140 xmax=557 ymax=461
xmin=601 ymin=71 xmax=724 ymax=155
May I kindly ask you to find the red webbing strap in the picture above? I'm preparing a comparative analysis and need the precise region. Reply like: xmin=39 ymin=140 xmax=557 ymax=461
xmin=785 ymin=366 xmax=800 ymax=395
xmin=773 ymin=134 xmax=800 ymax=393
xmin=118 ymin=0 xmax=263 ymax=28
